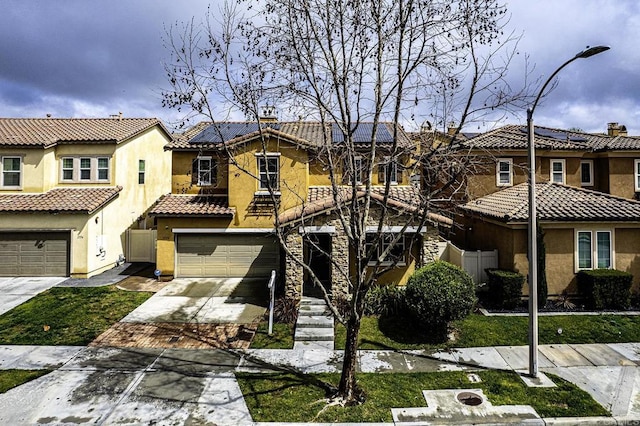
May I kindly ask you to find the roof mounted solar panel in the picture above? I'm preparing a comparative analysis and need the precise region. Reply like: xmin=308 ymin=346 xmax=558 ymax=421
xmin=332 ymin=123 xmax=395 ymax=144
xmin=518 ymin=127 xmax=588 ymax=143
xmin=190 ymin=122 xmax=280 ymax=143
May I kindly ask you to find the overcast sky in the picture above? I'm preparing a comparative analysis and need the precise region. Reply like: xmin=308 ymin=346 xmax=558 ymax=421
xmin=0 ymin=1 xmax=637 ymax=134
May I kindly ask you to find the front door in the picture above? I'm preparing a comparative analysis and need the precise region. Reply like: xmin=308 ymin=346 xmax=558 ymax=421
xmin=303 ymin=233 xmax=332 ymax=298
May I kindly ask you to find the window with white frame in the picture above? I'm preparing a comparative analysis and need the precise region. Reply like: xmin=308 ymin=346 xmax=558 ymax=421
xmin=550 ymin=159 xmax=565 ymax=184
xmin=191 ymin=156 xmax=216 ymax=186
xmin=60 ymin=156 xmax=110 ymax=183
xmin=635 ymin=159 xmax=640 ymax=192
xmin=379 ymin=157 xmax=401 ymax=184
xmin=138 ymin=160 xmax=145 ymax=184
xmin=366 ymin=233 xmax=406 ymax=265
xmin=344 ymin=155 xmax=368 ymax=185
xmin=1 ymin=156 xmax=21 ymax=188
xmin=496 ymin=158 xmax=512 ymax=186
xmin=577 ymin=230 xmax=612 ymax=270
xmin=580 ymin=160 xmax=593 ymax=186
xmin=257 ymin=155 xmax=279 ymax=190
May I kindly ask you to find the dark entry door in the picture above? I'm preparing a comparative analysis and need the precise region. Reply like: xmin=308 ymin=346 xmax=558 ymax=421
xmin=303 ymin=234 xmax=332 ymax=298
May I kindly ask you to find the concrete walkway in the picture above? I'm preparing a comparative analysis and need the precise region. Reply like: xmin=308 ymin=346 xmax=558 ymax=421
xmin=0 ymin=343 xmax=639 ymax=424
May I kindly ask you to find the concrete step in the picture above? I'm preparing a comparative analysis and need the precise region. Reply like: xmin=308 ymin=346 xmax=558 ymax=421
xmin=296 ymin=315 xmax=333 ymax=328
xmin=295 ymin=327 xmax=334 ymax=341
xmin=300 ymin=297 xmax=326 ymax=305
xmin=293 ymin=340 xmax=334 ymax=350
xmin=298 ymin=304 xmax=329 ymax=316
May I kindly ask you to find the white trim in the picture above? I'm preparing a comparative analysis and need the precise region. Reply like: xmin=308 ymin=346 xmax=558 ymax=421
xmin=496 ymin=158 xmax=513 ymax=187
xmin=550 ymin=159 xmax=566 ymax=184
xmin=580 ymin=160 xmax=594 ymax=186
xmin=299 ymin=226 xmax=336 ymax=234
xmin=365 ymin=225 xmax=426 ymax=233
xmin=575 ymin=228 xmax=614 ymax=272
xmin=254 ymin=152 xmax=281 ymax=157
xmin=0 ymin=155 xmax=22 ymax=189
xmin=635 ymin=159 xmax=640 ymax=192
xmin=172 ymin=228 xmax=275 ymax=234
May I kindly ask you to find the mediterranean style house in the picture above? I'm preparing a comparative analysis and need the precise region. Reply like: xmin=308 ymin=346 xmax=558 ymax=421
xmin=0 ymin=117 xmax=172 ymax=278
xmin=151 ymin=118 xmax=448 ymax=300
xmin=451 ymin=123 xmax=640 ymax=296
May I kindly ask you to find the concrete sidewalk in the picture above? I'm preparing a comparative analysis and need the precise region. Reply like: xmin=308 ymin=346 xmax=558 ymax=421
xmin=0 ymin=343 xmax=639 ymax=424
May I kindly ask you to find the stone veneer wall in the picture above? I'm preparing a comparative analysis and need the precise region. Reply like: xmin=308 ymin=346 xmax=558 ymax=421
xmin=284 ymin=231 xmax=303 ymax=301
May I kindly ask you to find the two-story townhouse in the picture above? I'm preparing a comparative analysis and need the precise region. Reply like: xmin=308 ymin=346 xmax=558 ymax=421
xmin=450 ymin=123 xmax=640 ymax=297
xmin=0 ymin=117 xmax=172 ymax=278
xmin=150 ymin=120 xmax=448 ymax=301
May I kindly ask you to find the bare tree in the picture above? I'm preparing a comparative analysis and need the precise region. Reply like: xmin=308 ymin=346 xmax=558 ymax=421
xmin=162 ymin=0 xmax=531 ymax=406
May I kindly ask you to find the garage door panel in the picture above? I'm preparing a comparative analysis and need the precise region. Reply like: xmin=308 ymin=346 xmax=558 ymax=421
xmin=0 ymin=232 xmax=70 ymax=277
xmin=177 ymin=234 xmax=279 ymax=278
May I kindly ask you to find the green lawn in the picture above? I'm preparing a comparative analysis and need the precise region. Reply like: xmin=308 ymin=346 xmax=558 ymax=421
xmin=0 ymin=286 xmax=152 ymax=345
xmin=335 ymin=313 xmax=640 ymax=350
xmin=250 ymin=321 xmax=295 ymax=349
xmin=0 ymin=369 xmax=50 ymax=393
xmin=237 ymin=370 xmax=608 ymax=422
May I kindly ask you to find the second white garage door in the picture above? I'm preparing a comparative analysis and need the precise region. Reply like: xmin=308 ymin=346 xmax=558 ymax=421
xmin=176 ymin=234 xmax=279 ymax=278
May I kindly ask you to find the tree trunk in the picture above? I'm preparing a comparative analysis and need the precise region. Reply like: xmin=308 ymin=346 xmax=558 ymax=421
xmin=337 ymin=312 xmax=364 ymax=404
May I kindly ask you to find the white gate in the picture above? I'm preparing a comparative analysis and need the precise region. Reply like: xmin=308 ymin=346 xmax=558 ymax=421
xmin=442 ymin=241 xmax=497 ymax=284
xmin=126 ymin=229 xmax=157 ymax=262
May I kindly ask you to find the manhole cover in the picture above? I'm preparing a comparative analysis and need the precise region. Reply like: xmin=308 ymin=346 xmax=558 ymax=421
xmin=457 ymin=391 xmax=483 ymax=406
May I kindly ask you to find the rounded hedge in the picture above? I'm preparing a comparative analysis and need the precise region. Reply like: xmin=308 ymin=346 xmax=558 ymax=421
xmin=405 ymin=261 xmax=476 ymax=338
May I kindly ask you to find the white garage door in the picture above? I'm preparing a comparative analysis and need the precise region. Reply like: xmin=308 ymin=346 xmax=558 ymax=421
xmin=176 ymin=234 xmax=279 ymax=278
xmin=0 ymin=232 xmax=70 ymax=277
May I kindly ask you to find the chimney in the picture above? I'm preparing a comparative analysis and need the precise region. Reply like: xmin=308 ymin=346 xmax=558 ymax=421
xmin=259 ymin=105 xmax=277 ymax=123
xmin=447 ymin=122 xmax=457 ymax=136
xmin=608 ymin=122 xmax=627 ymax=136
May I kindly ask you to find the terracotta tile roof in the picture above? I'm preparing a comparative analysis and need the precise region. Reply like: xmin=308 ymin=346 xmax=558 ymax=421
xmin=168 ymin=121 xmax=413 ymax=151
xmin=0 ymin=118 xmax=168 ymax=148
xmin=279 ymin=185 xmax=451 ymax=226
xmin=462 ymin=182 xmax=640 ymax=222
xmin=0 ymin=187 xmax=121 ymax=214
xmin=150 ymin=194 xmax=235 ymax=217
xmin=464 ymin=124 xmax=611 ymax=151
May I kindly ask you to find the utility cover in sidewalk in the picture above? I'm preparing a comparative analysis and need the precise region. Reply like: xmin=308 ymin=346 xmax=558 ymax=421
xmin=392 ymin=388 xmax=542 ymax=424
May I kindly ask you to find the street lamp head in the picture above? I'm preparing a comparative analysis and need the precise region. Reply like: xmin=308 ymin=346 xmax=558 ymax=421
xmin=575 ymin=45 xmax=610 ymax=59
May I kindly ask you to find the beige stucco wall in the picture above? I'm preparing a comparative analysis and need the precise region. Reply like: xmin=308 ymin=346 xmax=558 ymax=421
xmin=607 ymin=157 xmax=636 ymax=199
xmin=0 ymin=148 xmax=56 ymax=193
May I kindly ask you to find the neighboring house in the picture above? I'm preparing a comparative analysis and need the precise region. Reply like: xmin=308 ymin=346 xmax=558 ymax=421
xmin=452 ymin=122 xmax=640 ymax=296
xmin=151 ymin=119 xmax=448 ymax=300
xmin=0 ymin=117 xmax=172 ymax=278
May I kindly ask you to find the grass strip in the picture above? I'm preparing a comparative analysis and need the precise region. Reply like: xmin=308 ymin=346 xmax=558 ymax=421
xmin=237 ymin=370 xmax=608 ymax=422
xmin=0 ymin=286 xmax=152 ymax=346
xmin=0 ymin=369 xmax=50 ymax=393
xmin=250 ymin=321 xmax=295 ymax=349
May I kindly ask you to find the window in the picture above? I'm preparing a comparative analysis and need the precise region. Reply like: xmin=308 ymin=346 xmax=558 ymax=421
xmin=344 ymin=156 xmax=368 ymax=185
xmin=576 ymin=230 xmax=612 ymax=270
xmin=61 ymin=156 xmax=110 ymax=183
xmin=258 ymin=155 xmax=279 ymax=190
xmin=379 ymin=157 xmax=402 ymax=185
xmin=496 ymin=158 xmax=512 ymax=186
xmin=635 ymin=159 xmax=640 ymax=192
xmin=580 ymin=160 xmax=593 ymax=186
xmin=366 ymin=233 xmax=406 ymax=265
xmin=1 ymin=156 xmax=21 ymax=188
xmin=138 ymin=160 xmax=145 ymax=184
xmin=550 ymin=159 xmax=565 ymax=184
xmin=191 ymin=156 xmax=216 ymax=186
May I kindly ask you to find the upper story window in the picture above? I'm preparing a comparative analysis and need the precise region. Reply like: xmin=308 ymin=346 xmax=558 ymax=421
xmin=379 ymin=157 xmax=401 ymax=185
xmin=577 ymin=230 xmax=612 ymax=270
xmin=60 ymin=156 xmax=110 ymax=183
xmin=257 ymin=154 xmax=279 ymax=191
xmin=496 ymin=158 xmax=512 ymax=187
xmin=1 ymin=156 xmax=22 ymax=189
xmin=138 ymin=160 xmax=145 ymax=185
xmin=191 ymin=156 xmax=217 ymax=187
xmin=635 ymin=159 xmax=640 ymax=192
xmin=344 ymin=155 xmax=368 ymax=185
xmin=550 ymin=159 xmax=565 ymax=184
xmin=580 ymin=160 xmax=593 ymax=186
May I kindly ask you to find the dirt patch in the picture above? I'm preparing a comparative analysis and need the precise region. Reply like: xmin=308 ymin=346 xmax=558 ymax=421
xmin=90 ymin=322 xmax=258 ymax=350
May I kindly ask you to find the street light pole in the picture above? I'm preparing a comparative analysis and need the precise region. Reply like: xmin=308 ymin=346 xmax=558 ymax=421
xmin=527 ymin=45 xmax=609 ymax=379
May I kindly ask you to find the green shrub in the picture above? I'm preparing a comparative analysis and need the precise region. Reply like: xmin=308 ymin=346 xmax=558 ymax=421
xmin=486 ymin=269 xmax=525 ymax=309
xmin=364 ymin=283 xmax=405 ymax=316
xmin=577 ymin=269 xmax=633 ymax=310
xmin=405 ymin=261 xmax=476 ymax=340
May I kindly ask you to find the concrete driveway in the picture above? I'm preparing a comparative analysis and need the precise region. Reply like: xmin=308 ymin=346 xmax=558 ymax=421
xmin=0 ymin=277 xmax=67 ymax=315
xmin=121 ymin=277 xmax=270 ymax=324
